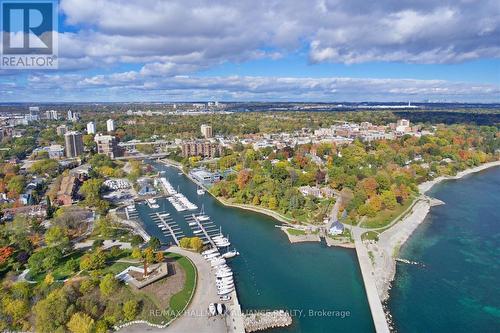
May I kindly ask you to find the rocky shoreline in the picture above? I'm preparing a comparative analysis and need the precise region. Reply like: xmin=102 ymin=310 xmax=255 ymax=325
xmin=244 ymin=310 xmax=292 ymax=332
xmin=370 ymin=160 xmax=500 ymax=301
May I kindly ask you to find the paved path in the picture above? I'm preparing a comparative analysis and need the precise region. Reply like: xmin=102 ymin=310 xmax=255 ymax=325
xmin=352 ymin=228 xmax=391 ymax=333
xmin=118 ymin=246 xmax=228 ymax=333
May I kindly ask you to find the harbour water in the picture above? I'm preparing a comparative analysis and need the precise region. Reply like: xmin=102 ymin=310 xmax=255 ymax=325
xmin=137 ymin=163 xmax=375 ymax=332
xmin=388 ymin=167 xmax=500 ymax=333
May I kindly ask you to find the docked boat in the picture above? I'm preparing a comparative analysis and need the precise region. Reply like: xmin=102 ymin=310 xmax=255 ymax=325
xmin=189 ymin=222 xmax=197 ymax=226
xmin=215 ymin=271 xmax=233 ymax=278
xmin=217 ymin=287 xmax=234 ymax=295
xmin=197 ymin=186 xmax=205 ymax=195
xmin=216 ymin=303 xmax=226 ymax=315
xmin=202 ymin=248 xmax=218 ymax=255
xmin=215 ymin=241 xmax=230 ymax=248
xmin=220 ymin=295 xmax=231 ymax=301
xmin=198 ymin=215 xmax=210 ymax=221
xmin=222 ymin=250 xmax=239 ymax=259
xmin=193 ymin=230 xmax=203 ymax=234
xmin=208 ymin=303 xmax=216 ymax=316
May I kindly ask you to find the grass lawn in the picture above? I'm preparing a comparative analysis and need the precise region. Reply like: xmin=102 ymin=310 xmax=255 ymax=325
xmin=286 ymin=228 xmax=306 ymax=236
xmin=361 ymin=196 xmax=416 ymax=229
xmin=103 ymin=261 xmax=137 ymax=275
xmin=167 ymin=253 xmax=197 ymax=317
xmin=362 ymin=231 xmax=380 ymax=242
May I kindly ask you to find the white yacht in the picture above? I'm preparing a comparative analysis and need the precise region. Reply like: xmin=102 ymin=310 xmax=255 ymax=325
xmin=197 ymin=186 xmax=205 ymax=195
xmin=222 ymin=250 xmax=239 ymax=259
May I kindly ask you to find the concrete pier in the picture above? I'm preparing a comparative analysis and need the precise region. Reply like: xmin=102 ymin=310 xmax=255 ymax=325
xmin=353 ymin=229 xmax=391 ymax=333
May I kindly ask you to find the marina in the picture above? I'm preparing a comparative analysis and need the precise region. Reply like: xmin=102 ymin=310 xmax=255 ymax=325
xmin=134 ymin=162 xmax=374 ymax=333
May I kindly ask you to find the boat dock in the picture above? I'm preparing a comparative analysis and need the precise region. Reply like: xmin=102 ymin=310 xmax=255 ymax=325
xmin=184 ymin=213 xmax=220 ymax=248
xmin=150 ymin=211 xmax=185 ymax=246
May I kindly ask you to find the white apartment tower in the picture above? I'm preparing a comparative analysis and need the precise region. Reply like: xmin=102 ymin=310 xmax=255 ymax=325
xmin=106 ymin=119 xmax=115 ymax=132
xmin=86 ymin=121 xmax=96 ymax=134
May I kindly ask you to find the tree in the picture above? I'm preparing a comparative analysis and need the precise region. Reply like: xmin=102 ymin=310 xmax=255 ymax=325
xmin=155 ymin=251 xmax=164 ymax=263
xmin=30 ymin=159 xmax=59 ymax=176
xmin=123 ymin=300 xmax=139 ymax=321
xmin=143 ymin=247 xmax=154 ymax=264
xmin=46 ymin=196 xmax=55 ymax=218
xmin=147 ymin=237 xmax=161 ymax=250
xmin=131 ymin=235 xmax=144 ymax=247
xmin=0 ymin=246 xmax=14 ymax=264
xmin=99 ymin=274 xmax=118 ymax=297
xmin=45 ymin=226 xmax=69 ymax=248
xmin=1 ymin=297 xmax=29 ymax=328
xmin=28 ymin=247 xmax=62 ymax=275
xmin=67 ymin=312 xmax=95 ymax=333
xmin=34 ymin=288 xmax=71 ymax=333
xmin=79 ymin=249 xmax=106 ymax=271
xmin=268 ymin=197 xmax=278 ymax=210
xmin=190 ymin=237 xmax=203 ymax=252
xmin=381 ymin=190 xmax=397 ymax=210
xmin=131 ymin=247 xmax=142 ymax=259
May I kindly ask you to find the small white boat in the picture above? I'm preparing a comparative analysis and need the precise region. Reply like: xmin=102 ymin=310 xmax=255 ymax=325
xmin=222 ymin=250 xmax=239 ymax=259
xmin=193 ymin=230 xmax=203 ymax=234
xmin=208 ymin=303 xmax=216 ymax=316
xmin=178 ymin=172 xmax=183 ymax=175
xmin=198 ymin=215 xmax=210 ymax=221
xmin=216 ymin=303 xmax=225 ymax=315
xmin=220 ymin=295 xmax=231 ymax=301
xmin=197 ymin=188 xmax=205 ymax=195
xmin=217 ymin=287 xmax=234 ymax=295
xmin=202 ymin=248 xmax=218 ymax=255
xmin=216 ymin=271 xmax=233 ymax=278
xmin=216 ymin=241 xmax=230 ymax=248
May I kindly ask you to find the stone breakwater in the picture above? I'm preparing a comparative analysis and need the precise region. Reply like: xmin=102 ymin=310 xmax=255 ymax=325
xmin=244 ymin=310 xmax=293 ymax=332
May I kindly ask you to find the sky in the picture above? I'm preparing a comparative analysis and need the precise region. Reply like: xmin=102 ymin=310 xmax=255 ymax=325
xmin=1 ymin=0 xmax=499 ymax=103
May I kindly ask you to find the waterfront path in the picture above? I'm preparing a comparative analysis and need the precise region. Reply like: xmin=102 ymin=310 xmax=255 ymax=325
xmin=118 ymin=246 xmax=228 ymax=333
xmin=352 ymin=227 xmax=391 ymax=333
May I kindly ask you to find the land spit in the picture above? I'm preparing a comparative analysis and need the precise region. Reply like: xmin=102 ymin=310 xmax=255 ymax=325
xmin=244 ymin=310 xmax=293 ymax=332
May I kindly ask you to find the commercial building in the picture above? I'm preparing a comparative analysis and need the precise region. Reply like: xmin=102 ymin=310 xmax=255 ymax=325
xmin=106 ymin=119 xmax=115 ymax=132
xmin=64 ymin=131 xmax=84 ymax=158
xmin=200 ymin=124 xmax=213 ymax=138
xmin=95 ymin=134 xmax=121 ymax=159
xmin=56 ymin=124 xmax=67 ymax=136
xmin=86 ymin=121 xmax=96 ymax=134
xmin=181 ymin=140 xmax=222 ymax=158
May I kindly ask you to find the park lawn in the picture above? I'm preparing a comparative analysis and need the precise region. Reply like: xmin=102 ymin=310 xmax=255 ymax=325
xmin=362 ymin=231 xmax=380 ymax=241
xmin=136 ymin=252 xmax=197 ymax=324
xmin=168 ymin=254 xmax=197 ymax=316
xmin=361 ymin=195 xmax=416 ymax=229
xmin=102 ymin=261 xmax=137 ymax=275
xmin=287 ymin=228 xmax=306 ymax=236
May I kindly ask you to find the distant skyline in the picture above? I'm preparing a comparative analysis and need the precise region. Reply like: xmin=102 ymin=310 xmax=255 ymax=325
xmin=1 ymin=0 xmax=499 ymax=102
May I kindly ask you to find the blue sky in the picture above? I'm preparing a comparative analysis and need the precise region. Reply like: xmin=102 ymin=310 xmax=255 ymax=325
xmin=0 ymin=0 xmax=499 ymax=102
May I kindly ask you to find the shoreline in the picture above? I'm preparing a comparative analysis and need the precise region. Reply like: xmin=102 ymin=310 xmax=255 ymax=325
xmin=369 ymin=160 xmax=500 ymax=301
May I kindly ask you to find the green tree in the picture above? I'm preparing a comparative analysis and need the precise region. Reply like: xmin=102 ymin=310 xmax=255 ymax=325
xmin=122 ymin=300 xmax=139 ymax=321
xmin=147 ymin=237 xmax=161 ymax=250
xmin=99 ymin=274 xmax=118 ymax=297
xmin=80 ymin=249 xmax=107 ymax=271
xmin=34 ymin=288 xmax=71 ymax=333
xmin=67 ymin=312 xmax=95 ymax=333
xmin=45 ymin=226 xmax=69 ymax=248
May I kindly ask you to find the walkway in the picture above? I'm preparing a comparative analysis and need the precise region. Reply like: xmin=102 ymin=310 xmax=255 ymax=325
xmin=352 ymin=227 xmax=391 ymax=333
xmin=117 ymin=246 xmax=229 ymax=333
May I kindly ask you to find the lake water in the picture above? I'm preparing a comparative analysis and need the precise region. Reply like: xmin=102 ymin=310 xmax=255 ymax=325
xmin=137 ymin=163 xmax=375 ymax=332
xmin=388 ymin=167 xmax=500 ymax=333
